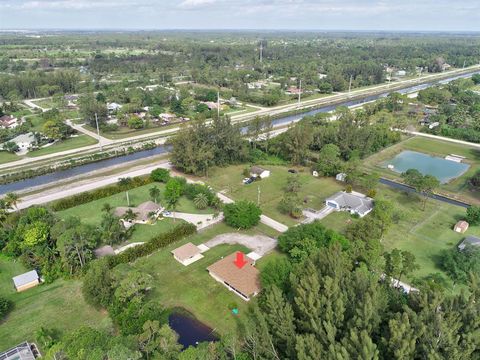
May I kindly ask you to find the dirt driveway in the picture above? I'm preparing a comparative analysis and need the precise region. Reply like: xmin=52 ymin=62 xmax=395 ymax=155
xmin=203 ymin=233 xmax=277 ymax=256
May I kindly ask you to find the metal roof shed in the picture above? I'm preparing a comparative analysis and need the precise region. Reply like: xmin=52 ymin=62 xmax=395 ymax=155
xmin=12 ymin=270 xmax=40 ymax=292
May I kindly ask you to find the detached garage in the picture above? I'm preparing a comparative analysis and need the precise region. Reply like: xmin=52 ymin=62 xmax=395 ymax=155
xmin=12 ymin=270 xmax=41 ymax=292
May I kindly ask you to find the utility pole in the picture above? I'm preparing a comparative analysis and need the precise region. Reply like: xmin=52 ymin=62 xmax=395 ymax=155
xmin=126 ymin=191 xmax=130 ymax=206
xmin=94 ymin=113 xmax=102 ymax=151
xmin=259 ymin=41 xmax=263 ymax=63
xmin=298 ymin=79 xmax=302 ymax=107
xmin=217 ymin=90 xmax=220 ymax=119
xmin=463 ymin=60 xmax=466 ymax=68
xmin=348 ymin=74 xmax=353 ymax=95
xmin=257 ymin=186 xmax=261 ymax=206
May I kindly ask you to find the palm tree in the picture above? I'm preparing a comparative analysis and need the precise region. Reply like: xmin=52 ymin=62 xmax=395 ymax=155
xmin=149 ymin=186 xmax=161 ymax=204
xmin=4 ymin=192 xmax=20 ymax=210
xmin=193 ymin=193 xmax=209 ymax=210
xmin=102 ymin=203 xmax=112 ymax=214
xmin=124 ymin=209 xmax=137 ymax=222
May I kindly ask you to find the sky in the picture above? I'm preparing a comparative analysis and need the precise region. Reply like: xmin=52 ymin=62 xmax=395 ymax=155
xmin=0 ymin=0 xmax=479 ymax=32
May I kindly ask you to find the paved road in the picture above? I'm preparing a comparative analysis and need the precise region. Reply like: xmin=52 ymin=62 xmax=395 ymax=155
xmin=14 ymin=161 xmax=171 ymax=210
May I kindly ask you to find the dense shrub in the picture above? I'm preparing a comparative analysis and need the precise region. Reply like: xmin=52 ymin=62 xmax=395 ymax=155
xmin=106 ymin=223 xmax=196 ymax=268
xmin=440 ymin=245 xmax=480 ymax=284
xmin=223 ymin=200 xmax=261 ymax=229
xmin=150 ymin=168 xmax=171 ymax=183
xmin=50 ymin=176 xmax=153 ymax=211
xmin=0 ymin=296 xmax=13 ymax=320
xmin=466 ymin=205 xmax=480 ymax=225
xmin=278 ymin=221 xmax=350 ymax=262
xmin=82 ymin=258 xmax=115 ymax=308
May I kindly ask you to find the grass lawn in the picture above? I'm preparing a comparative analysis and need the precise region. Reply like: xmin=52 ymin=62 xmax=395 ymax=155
xmin=27 ymin=135 xmax=98 ymax=158
xmin=319 ymin=184 xmax=480 ymax=289
xmin=120 ymin=222 xmax=279 ymax=335
xmin=85 ymin=123 xmax=178 ymax=140
xmin=205 ymin=165 xmax=344 ymax=226
xmin=57 ymin=182 xmax=216 ymax=244
xmin=0 ymin=256 xmax=112 ymax=351
xmin=0 ymin=151 xmax=22 ymax=164
xmin=363 ymin=136 xmax=480 ymax=205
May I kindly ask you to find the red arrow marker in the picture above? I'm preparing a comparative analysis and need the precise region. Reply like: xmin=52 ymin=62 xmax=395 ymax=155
xmin=234 ymin=252 xmax=248 ymax=269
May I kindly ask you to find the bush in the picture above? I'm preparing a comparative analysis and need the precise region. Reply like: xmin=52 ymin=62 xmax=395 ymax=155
xmin=223 ymin=200 xmax=261 ymax=229
xmin=106 ymin=223 xmax=196 ymax=268
xmin=278 ymin=222 xmax=350 ymax=262
xmin=0 ymin=296 xmax=13 ymax=319
xmin=150 ymin=168 xmax=171 ymax=183
xmin=466 ymin=205 xmax=480 ymax=225
xmin=50 ymin=176 xmax=153 ymax=211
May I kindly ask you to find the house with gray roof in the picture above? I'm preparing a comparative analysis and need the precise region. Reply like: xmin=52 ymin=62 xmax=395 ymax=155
xmin=0 ymin=342 xmax=41 ymax=360
xmin=12 ymin=270 xmax=41 ymax=292
xmin=325 ymin=191 xmax=374 ymax=217
xmin=458 ymin=235 xmax=480 ymax=251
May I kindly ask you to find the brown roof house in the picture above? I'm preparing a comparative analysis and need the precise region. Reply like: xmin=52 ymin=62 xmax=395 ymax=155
xmin=207 ymin=252 xmax=261 ymax=301
xmin=454 ymin=220 xmax=469 ymax=234
xmin=171 ymin=242 xmax=204 ymax=266
xmin=114 ymin=201 xmax=164 ymax=225
xmin=0 ymin=115 xmax=19 ymax=129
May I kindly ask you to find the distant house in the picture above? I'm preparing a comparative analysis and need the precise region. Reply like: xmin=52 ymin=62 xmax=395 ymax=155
xmin=159 ymin=113 xmax=176 ymax=123
xmin=336 ymin=173 xmax=347 ymax=182
xmin=114 ymin=201 xmax=164 ymax=225
xmin=171 ymin=242 xmax=204 ymax=266
xmin=0 ymin=341 xmax=41 ymax=359
xmin=4 ymin=132 xmax=35 ymax=152
xmin=202 ymin=101 xmax=219 ymax=110
xmin=12 ymin=270 xmax=41 ymax=292
xmin=287 ymin=86 xmax=302 ymax=95
xmin=250 ymin=166 xmax=270 ymax=179
xmin=458 ymin=235 xmax=480 ymax=251
xmin=395 ymin=70 xmax=407 ymax=77
xmin=326 ymin=191 xmax=374 ymax=217
xmin=0 ymin=115 xmax=19 ymax=129
xmin=454 ymin=220 xmax=469 ymax=234
xmin=107 ymin=102 xmax=122 ymax=112
xmin=207 ymin=252 xmax=261 ymax=301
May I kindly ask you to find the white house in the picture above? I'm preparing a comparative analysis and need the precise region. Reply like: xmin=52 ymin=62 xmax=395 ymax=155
xmin=171 ymin=242 xmax=204 ymax=266
xmin=12 ymin=270 xmax=41 ymax=292
xmin=250 ymin=166 xmax=270 ymax=179
xmin=325 ymin=191 xmax=374 ymax=217
xmin=107 ymin=102 xmax=122 ymax=112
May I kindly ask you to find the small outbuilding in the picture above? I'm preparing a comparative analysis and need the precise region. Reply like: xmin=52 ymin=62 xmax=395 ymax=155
xmin=250 ymin=166 xmax=270 ymax=179
xmin=458 ymin=235 xmax=480 ymax=251
xmin=172 ymin=242 xmax=204 ymax=266
xmin=336 ymin=173 xmax=347 ymax=182
xmin=454 ymin=220 xmax=469 ymax=234
xmin=12 ymin=270 xmax=41 ymax=292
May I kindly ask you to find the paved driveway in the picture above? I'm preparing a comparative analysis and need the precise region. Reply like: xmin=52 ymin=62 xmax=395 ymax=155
xmin=164 ymin=212 xmax=223 ymax=230
xmin=203 ymin=233 xmax=277 ymax=256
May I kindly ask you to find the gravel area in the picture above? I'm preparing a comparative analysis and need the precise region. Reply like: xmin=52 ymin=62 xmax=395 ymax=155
xmin=203 ymin=233 xmax=277 ymax=256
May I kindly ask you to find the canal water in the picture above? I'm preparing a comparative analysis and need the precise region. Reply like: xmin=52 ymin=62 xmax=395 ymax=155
xmin=0 ymin=70 xmax=478 ymax=195
xmin=168 ymin=312 xmax=218 ymax=349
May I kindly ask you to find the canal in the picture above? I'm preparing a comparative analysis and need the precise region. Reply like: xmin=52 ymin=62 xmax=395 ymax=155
xmin=0 ymin=70 xmax=478 ymax=195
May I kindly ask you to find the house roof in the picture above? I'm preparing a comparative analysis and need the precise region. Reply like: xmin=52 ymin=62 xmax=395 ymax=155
xmin=114 ymin=201 xmax=162 ymax=222
xmin=12 ymin=270 xmax=39 ymax=288
xmin=326 ymin=192 xmax=373 ymax=215
xmin=171 ymin=242 xmax=201 ymax=262
xmin=10 ymin=132 xmax=35 ymax=145
xmin=458 ymin=235 xmax=480 ymax=250
xmin=207 ymin=252 xmax=261 ymax=297
xmin=455 ymin=220 xmax=469 ymax=230
xmin=251 ymin=166 xmax=268 ymax=175
xmin=0 ymin=342 xmax=37 ymax=360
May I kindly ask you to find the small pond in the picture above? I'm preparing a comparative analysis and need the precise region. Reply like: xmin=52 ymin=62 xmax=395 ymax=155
xmin=169 ymin=312 xmax=218 ymax=349
xmin=382 ymin=150 xmax=470 ymax=184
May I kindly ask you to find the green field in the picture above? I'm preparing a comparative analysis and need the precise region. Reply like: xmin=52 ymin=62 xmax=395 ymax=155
xmin=320 ymin=184 xmax=480 ymax=288
xmin=0 ymin=256 xmax=112 ymax=351
xmin=120 ymin=222 xmax=280 ymax=335
xmin=27 ymin=135 xmax=98 ymax=157
xmin=205 ymin=165 xmax=344 ymax=226
xmin=0 ymin=151 xmax=21 ymax=164
xmin=363 ymin=136 xmax=480 ymax=205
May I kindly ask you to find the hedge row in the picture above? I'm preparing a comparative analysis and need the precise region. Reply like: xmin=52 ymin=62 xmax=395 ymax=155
xmin=106 ymin=222 xmax=197 ymax=268
xmin=50 ymin=176 xmax=154 ymax=211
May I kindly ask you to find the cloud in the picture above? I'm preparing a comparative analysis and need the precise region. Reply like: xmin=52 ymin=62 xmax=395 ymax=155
xmin=178 ymin=0 xmax=218 ymax=9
